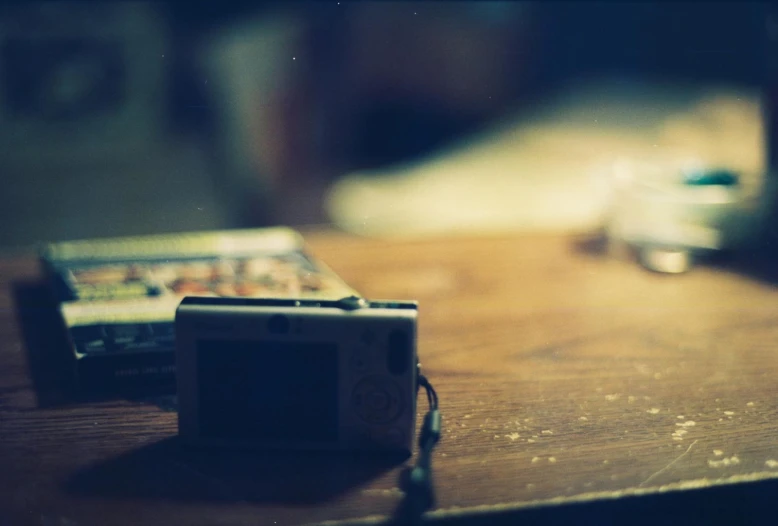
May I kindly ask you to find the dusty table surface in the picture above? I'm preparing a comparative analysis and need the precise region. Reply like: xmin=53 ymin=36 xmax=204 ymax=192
xmin=2 ymin=230 xmax=778 ymax=526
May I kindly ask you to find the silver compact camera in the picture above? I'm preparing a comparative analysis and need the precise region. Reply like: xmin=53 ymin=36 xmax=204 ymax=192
xmin=176 ymin=296 xmax=419 ymax=453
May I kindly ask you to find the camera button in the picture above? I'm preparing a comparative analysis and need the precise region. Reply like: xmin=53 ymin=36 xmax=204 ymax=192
xmin=336 ymin=295 xmax=368 ymax=311
xmin=352 ymin=376 xmax=404 ymax=424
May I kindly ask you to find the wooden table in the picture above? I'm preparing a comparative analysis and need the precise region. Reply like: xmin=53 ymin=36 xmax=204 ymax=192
xmin=2 ymin=230 xmax=778 ymax=526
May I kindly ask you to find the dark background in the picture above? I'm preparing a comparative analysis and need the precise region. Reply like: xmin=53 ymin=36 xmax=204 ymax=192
xmin=162 ymin=2 xmax=767 ymax=168
xmin=0 ymin=2 xmax=770 ymax=246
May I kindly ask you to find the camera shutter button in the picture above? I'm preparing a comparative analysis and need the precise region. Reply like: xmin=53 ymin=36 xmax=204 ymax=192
xmin=337 ymin=296 xmax=368 ymax=310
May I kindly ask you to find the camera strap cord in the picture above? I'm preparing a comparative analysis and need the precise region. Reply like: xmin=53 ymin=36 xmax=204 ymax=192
xmin=393 ymin=374 xmax=441 ymax=524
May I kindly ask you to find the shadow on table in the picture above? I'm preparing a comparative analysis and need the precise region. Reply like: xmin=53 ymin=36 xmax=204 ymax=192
xmin=12 ymin=279 xmax=77 ymax=407
xmin=572 ymin=231 xmax=778 ymax=288
xmin=706 ymin=247 xmax=778 ymax=288
xmin=11 ymin=279 xmax=177 ymax=410
xmin=65 ymin=435 xmax=406 ymax=505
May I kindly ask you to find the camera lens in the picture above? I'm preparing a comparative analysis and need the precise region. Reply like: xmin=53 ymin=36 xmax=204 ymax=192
xmin=267 ymin=314 xmax=290 ymax=334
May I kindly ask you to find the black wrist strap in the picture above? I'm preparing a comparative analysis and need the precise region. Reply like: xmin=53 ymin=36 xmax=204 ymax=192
xmin=392 ymin=374 xmax=440 ymax=525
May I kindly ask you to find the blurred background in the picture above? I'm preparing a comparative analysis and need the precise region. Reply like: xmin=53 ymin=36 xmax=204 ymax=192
xmin=0 ymin=1 xmax=770 ymax=248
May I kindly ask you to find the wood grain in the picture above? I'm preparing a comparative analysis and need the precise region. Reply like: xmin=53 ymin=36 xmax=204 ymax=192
xmin=2 ymin=231 xmax=778 ymax=525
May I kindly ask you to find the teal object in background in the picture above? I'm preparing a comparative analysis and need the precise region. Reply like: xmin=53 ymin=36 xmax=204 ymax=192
xmin=683 ymin=169 xmax=740 ymax=187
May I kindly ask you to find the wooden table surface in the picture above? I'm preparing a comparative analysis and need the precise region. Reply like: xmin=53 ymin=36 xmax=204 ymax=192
xmin=2 ymin=230 xmax=778 ymax=526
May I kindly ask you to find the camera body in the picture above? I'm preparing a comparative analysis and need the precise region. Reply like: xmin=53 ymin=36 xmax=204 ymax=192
xmin=176 ymin=296 xmax=418 ymax=453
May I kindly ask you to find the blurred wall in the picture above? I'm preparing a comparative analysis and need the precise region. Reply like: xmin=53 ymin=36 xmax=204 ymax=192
xmin=0 ymin=2 xmax=233 ymax=248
